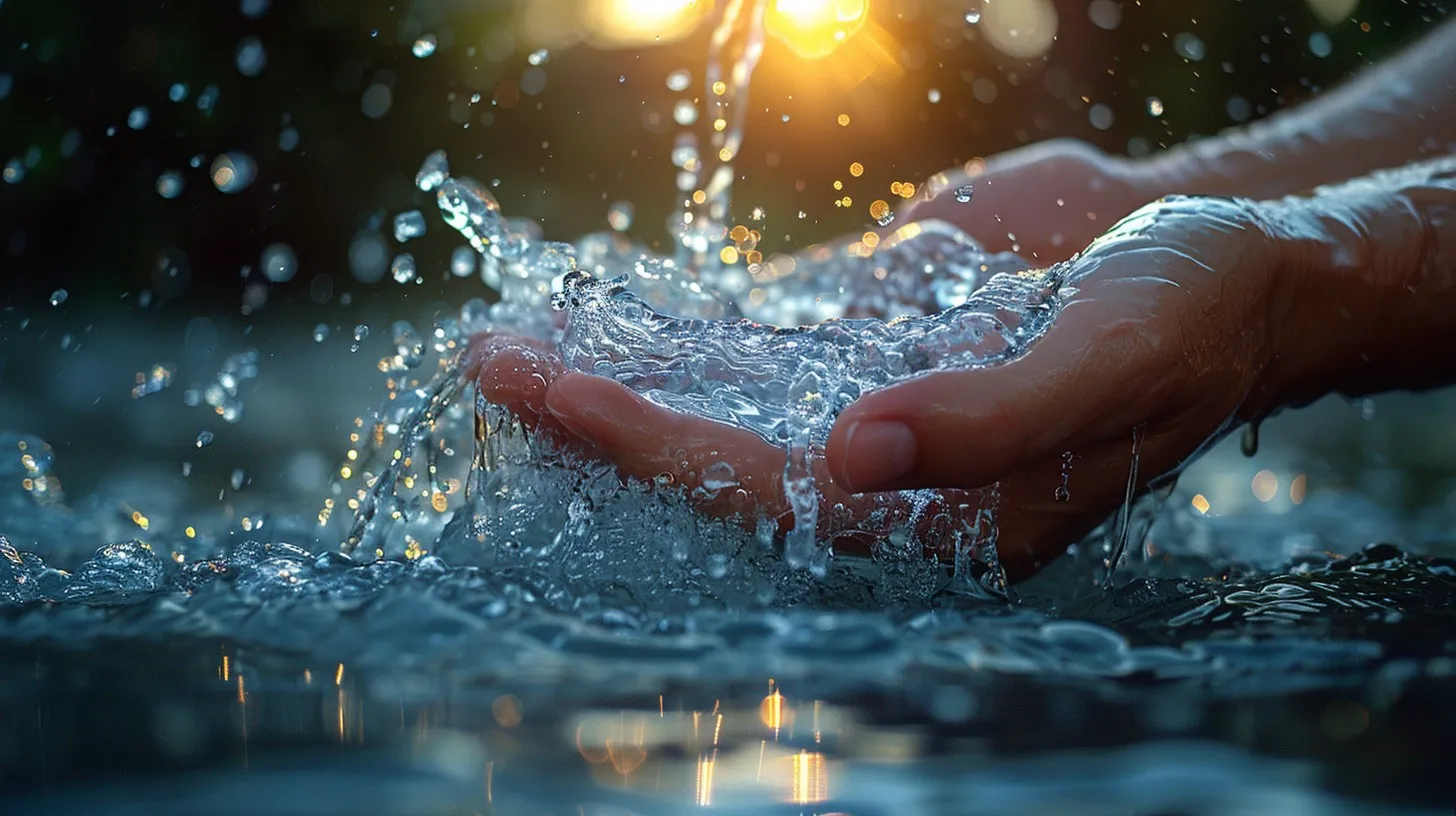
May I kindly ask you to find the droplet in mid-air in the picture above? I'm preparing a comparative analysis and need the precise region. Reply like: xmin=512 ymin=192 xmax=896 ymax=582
xmin=393 ymin=210 xmax=427 ymax=243
xmin=127 ymin=106 xmax=150 ymax=130
xmin=964 ymin=7 xmax=982 ymax=24
xmin=412 ymin=34 xmax=438 ymax=58
xmin=391 ymin=253 xmax=417 ymax=284
xmin=450 ymin=246 xmax=476 ymax=278
xmin=527 ymin=48 xmax=550 ymax=66
xmin=49 ymin=289 xmax=68 ymax=306
xmin=312 ymin=323 xmax=330 ymax=343
xmin=260 ymin=243 xmax=297 ymax=283
xmin=236 ymin=37 xmax=267 ymax=76
xmin=607 ymin=201 xmax=634 ymax=232
xmin=210 ymin=152 xmax=257 ymax=194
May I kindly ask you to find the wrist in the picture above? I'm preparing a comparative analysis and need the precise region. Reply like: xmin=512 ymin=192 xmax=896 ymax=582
xmin=1245 ymin=162 xmax=1456 ymax=416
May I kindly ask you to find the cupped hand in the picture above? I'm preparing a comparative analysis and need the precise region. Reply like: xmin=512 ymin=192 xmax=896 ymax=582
xmin=902 ymin=139 xmax=1169 ymax=264
xmin=468 ymin=195 xmax=1296 ymax=578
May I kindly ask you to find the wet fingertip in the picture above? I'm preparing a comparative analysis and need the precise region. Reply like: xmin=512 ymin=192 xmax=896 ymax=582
xmin=834 ymin=418 xmax=919 ymax=494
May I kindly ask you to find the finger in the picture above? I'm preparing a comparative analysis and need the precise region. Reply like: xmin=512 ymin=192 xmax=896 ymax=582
xmin=824 ymin=289 xmax=1176 ymax=494
xmin=544 ymin=372 xmax=798 ymax=518
xmin=465 ymin=334 xmax=563 ymax=426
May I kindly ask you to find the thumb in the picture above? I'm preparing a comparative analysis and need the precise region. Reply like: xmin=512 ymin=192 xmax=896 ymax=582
xmin=824 ymin=294 xmax=1163 ymax=494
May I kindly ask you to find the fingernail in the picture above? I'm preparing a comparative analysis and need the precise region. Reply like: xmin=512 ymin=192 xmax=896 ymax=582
xmin=838 ymin=420 xmax=918 ymax=493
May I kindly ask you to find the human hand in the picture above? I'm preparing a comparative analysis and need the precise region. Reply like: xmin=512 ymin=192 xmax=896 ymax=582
xmin=468 ymin=194 xmax=1305 ymax=578
xmin=901 ymin=139 xmax=1170 ymax=264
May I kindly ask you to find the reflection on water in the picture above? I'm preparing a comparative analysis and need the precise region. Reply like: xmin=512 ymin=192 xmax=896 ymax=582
xmin=0 ymin=637 xmax=1448 ymax=814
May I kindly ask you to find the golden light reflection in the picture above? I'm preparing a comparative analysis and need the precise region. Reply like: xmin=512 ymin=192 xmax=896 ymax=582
xmin=1190 ymin=493 xmax=1211 ymax=515
xmin=1252 ymin=469 xmax=1279 ymax=503
xmin=1290 ymin=473 xmax=1308 ymax=505
xmin=695 ymin=753 xmax=717 ymax=806
xmin=790 ymin=750 xmax=828 ymax=804
xmin=581 ymin=0 xmax=712 ymax=48
xmin=766 ymin=0 xmax=869 ymax=60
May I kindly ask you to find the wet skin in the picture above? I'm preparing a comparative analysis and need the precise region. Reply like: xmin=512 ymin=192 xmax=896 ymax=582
xmin=466 ymin=196 xmax=1292 ymax=579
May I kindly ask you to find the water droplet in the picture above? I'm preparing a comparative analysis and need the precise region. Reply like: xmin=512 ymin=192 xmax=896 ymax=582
xmin=665 ymin=69 xmax=691 ymax=91
xmin=1 ymin=157 xmax=21 ymax=184
xmin=348 ymin=231 xmax=389 ymax=283
xmin=1088 ymin=103 xmax=1114 ymax=130
xmin=964 ymin=7 xmax=982 ymax=24
xmin=312 ymin=323 xmax=329 ymax=343
xmin=1146 ymin=97 xmax=1165 ymax=117
xmin=350 ymin=324 xmax=370 ymax=353
xmin=927 ymin=88 xmax=941 ymax=103
xmin=607 ymin=201 xmax=634 ymax=232
xmin=278 ymin=126 xmax=299 ymax=151
xmin=1240 ymin=422 xmax=1260 ymax=457
xmin=210 ymin=152 xmax=256 ymax=194
xmin=49 ymin=289 xmax=67 ymax=306
xmin=415 ymin=149 xmax=450 ymax=192
xmin=196 ymin=431 xmax=215 ymax=448
xmin=361 ymin=83 xmax=392 ymax=119
xmin=412 ymin=34 xmax=438 ymax=58
xmin=672 ymin=99 xmax=698 ymax=126
xmin=1172 ymin=32 xmax=1206 ymax=62
xmin=127 ymin=106 xmax=149 ymax=130
xmin=393 ymin=210 xmax=427 ymax=243
xmin=236 ymin=36 xmax=267 ymax=76
xmin=954 ymin=184 xmax=974 ymax=203
xmin=1056 ymin=451 xmax=1073 ymax=501
xmin=150 ymin=171 xmax=182 ymax=202
xmin=450 ymin=246 xmax=477 ymax=278
xmin=527 ymin=48 xmax=549 ymax=66
xmin=230 ymin=468 xmax=246 ymax=490
xmin=196 ymin=84 xmax=220 ymax=112
xmin=618 ymin=74 xmax=626 ymax=83
xmin=1308 ymin=31 xmax=1333 ymax=58
xmin=391 ymin=253 xmax=417 ymax=284
xmin=260 ymin=243 xmax=297 ymax=283
xmin=239 ymin=0 xmax=270 ymax=18
xmin=167 ymin=82 xmax=189 ymax=102
xmin=0 ymin=74 xmax=12 ymax=101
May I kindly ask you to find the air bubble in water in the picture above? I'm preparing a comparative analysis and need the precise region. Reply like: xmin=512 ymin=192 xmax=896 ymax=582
xmin=127 ymin=106 xmax=150 ymax=130
xmin=415 ymin=150 xmax=449 ymax=192
xmin=49 ymin=289 xmax=67 ymax=306
xmin=391 ymin=253 xmax=417 ymax=284
xmin=168 ymin=82 xmax=189 ymax=102
xmin=260 ymin=243 xmax=297 ymax=282
xmin=412 ymin=34 xmax=438 ymax=58
xmin=665 ymin=69 xmax=691 ymax=91
xmin=312 ymin=323 xmax=330 ymax=343
xmin=954 ymin=184 xmax=974 ymax=203
xmin=527 ymin=48 xmax=549 ymax=66
xmin=4 ymin=158 xmax=24 ymax=184
xmin=236 ymin=37 xmax=267 ymax=76
xmin=211 ymin=152 xmax=256 ymax=194
xmin=394 ymin=211 xmax=427 ymax=242
xmin=196 ymin=431 xmax=214 ymax=448
xmin=230 ymin=469 xmax=246 ymax=490
xmin=607 ymin=201 xmax=634 ymax=232
xmin=351 ymin=324 xmax=369 ymax=353
xmin=240 ymin=0 xmax=269 ymax=18
xmin=450 ymin=246 xmax=476 ymax=278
